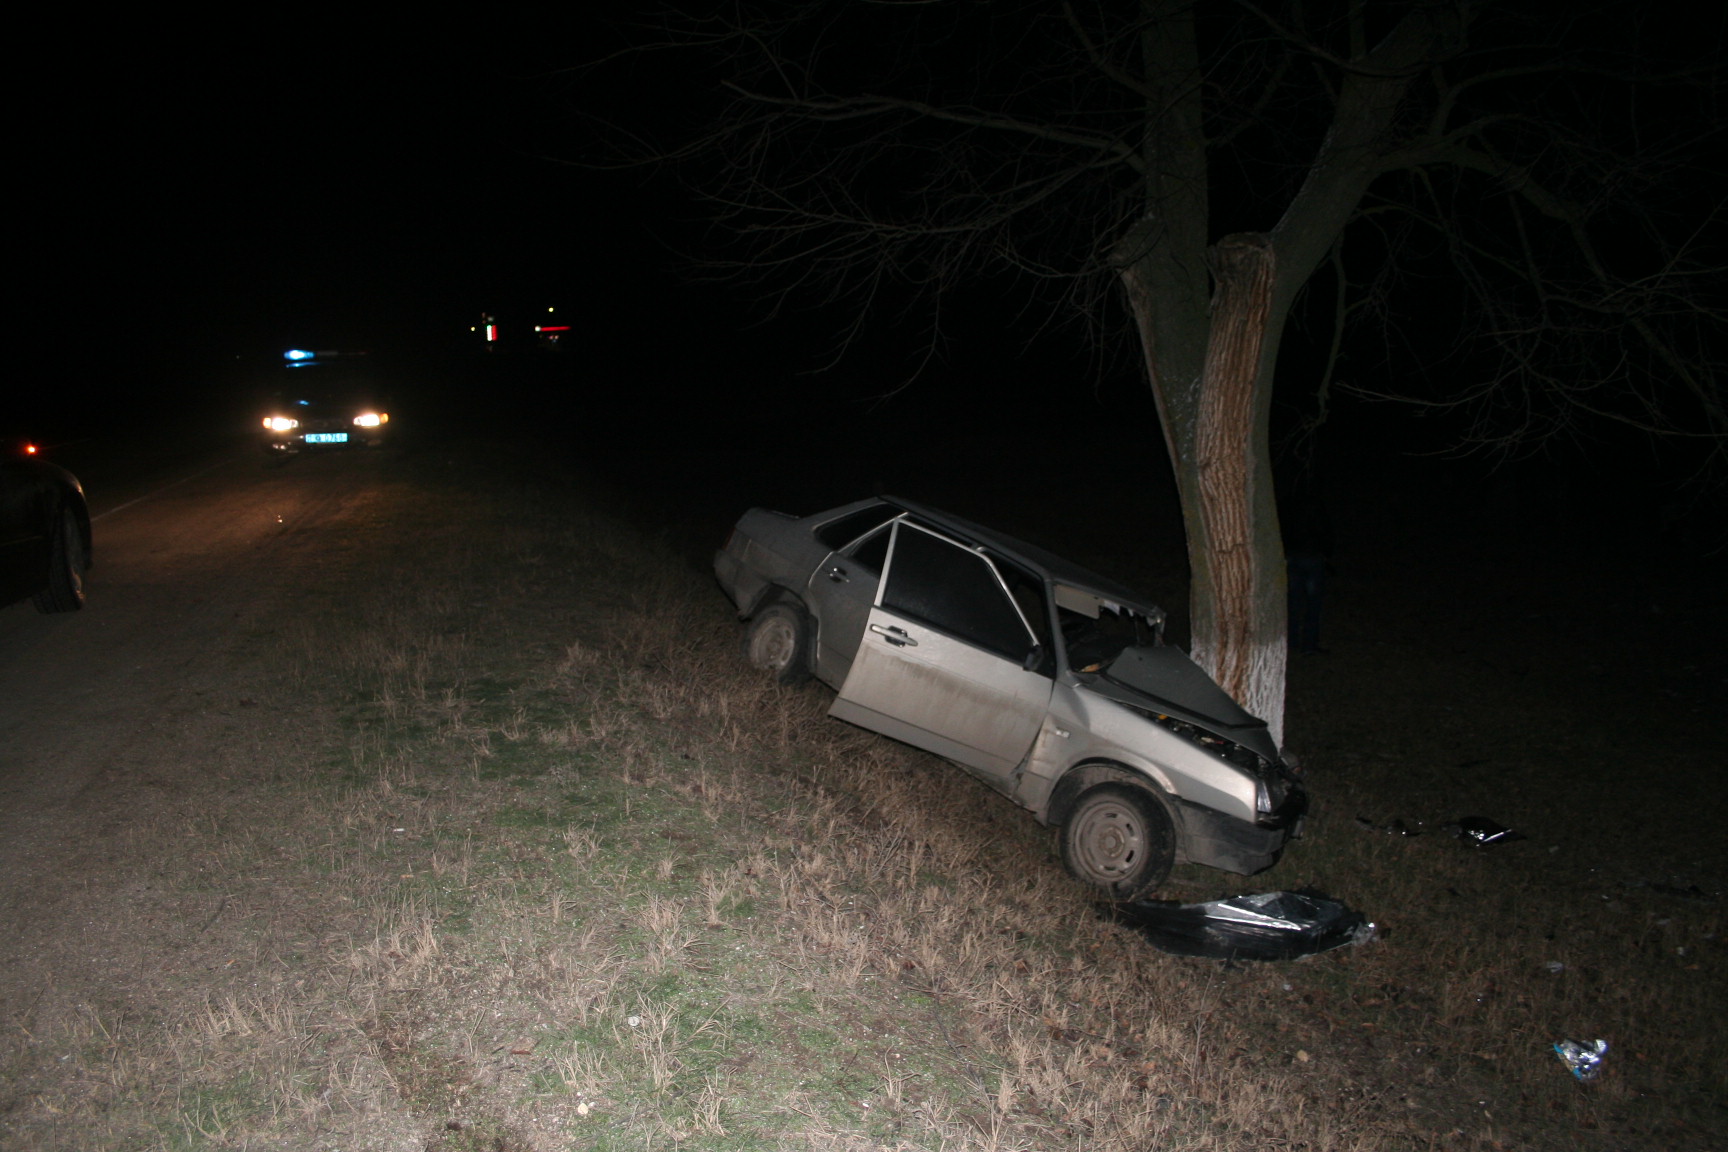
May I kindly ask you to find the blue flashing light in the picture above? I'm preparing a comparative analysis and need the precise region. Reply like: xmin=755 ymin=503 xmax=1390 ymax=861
xmin=284 ymin=349 xmax=316 ymax=362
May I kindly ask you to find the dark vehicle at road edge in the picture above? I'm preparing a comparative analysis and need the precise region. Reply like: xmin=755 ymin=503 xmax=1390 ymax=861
xmin=715 ymin=497 xmax=1305 ymax=900
xmin=0 ymin=439 xmax=92 ymax=613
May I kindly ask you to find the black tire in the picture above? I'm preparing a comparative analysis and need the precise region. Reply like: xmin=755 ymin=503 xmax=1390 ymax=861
xmin=744 ymin=602 xmax=810 ymax=684
xmin=33 ymin=506 xmax=87 ymax=614
xmin=1059 ymin=784 xmax=1174 ymax=901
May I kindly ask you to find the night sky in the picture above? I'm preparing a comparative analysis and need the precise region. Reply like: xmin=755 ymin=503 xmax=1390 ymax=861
xmin=19 ymin=14 xmax=1143 ymax=398
xmin=14 ymin=8 xmax=1723 ymax=541
xmin=21 ymin=17 xmax=693 ymax=386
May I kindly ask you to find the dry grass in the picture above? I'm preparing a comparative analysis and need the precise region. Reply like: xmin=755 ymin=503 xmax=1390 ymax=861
xmin=1 ymin=442 xmax=1721 ymax=1151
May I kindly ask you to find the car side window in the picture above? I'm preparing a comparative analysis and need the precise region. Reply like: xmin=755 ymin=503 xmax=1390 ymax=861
xmin=846 ymin=525 xmax=891 ymax=573
xmin=880 ymin=524 xmax=1035 ymax=661
xmin=815 ymin=504 xmax=899 ymax=550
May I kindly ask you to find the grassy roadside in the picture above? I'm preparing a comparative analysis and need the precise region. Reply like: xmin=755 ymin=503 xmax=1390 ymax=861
xmin=3 ymin=439 xmax=1722 ymax=1150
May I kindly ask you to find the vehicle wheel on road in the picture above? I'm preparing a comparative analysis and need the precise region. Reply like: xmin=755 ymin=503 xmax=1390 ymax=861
xmin=744 ymin=603 xmax=810 ymax=684
xmin=1060 ymin=784 xmax=1174 ymax=901
xmin=33 ymin=506 xmax=87 ymax=614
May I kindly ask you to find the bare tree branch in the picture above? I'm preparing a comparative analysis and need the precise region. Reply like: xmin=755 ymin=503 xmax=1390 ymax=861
xmin=569 ymin=0 xmax=1728 ymax=731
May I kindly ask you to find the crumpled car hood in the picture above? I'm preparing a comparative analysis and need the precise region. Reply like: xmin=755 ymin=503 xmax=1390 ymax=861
xmin=1087 ymin=645 xmax=1281 ymax=764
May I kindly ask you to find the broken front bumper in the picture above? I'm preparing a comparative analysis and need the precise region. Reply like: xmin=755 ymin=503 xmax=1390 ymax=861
xmin=1175 ymin=790 xmax=1306 ymax=876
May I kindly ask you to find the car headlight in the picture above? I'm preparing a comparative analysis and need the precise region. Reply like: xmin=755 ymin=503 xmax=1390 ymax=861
xmin=1255 ymin=762 xmax=1304 ymax=825
xmin=352 ymin=412 xmax=387 ymax=428
xmin=263 ymin=416 xmax=299 ymax=432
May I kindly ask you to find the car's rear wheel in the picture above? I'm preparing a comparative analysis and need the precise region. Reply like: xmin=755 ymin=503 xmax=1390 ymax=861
xmin=1060 ymin=784 xmax=1174 ymax=901
xmin=33 ymin=506 xmax=86 ymax=614
xmin=744 ymin=602 xmax=810 ymax=685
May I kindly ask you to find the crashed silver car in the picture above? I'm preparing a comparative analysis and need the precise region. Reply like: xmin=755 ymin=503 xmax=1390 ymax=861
xmin=714 ymin=498 xmax=1305 ymax=900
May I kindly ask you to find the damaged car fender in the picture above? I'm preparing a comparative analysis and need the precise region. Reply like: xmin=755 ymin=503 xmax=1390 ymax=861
xmin=1027 ymin=681 xmax=1262 ymax=823
xmin=1018 ymin=693 xmax=1280 ymax=877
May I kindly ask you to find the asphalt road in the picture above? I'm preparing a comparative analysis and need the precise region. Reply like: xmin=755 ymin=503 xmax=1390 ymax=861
xmin=0 ymin=442 xmax=399 ymax=1019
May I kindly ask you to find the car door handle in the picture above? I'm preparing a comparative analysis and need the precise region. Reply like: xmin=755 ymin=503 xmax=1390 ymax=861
xmin=825 ymin=565 xmax=849 ymax=583
xmin=870 ymin=624 xmax=917 ymax=647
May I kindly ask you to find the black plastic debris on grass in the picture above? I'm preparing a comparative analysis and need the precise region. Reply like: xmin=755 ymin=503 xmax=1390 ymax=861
xmin=1108 ymin=889 xmax=1376 ymax=961
xmin=1446 ymin=816 xmax=1525 ymax=847
xmin=1358 ymin=815 xmax=1525 ymax=847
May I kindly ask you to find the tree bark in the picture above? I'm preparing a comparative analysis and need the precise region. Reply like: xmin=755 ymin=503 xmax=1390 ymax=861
xmin=1115 ymin=5 xmax=1458 ymax=748
xmin=1190 ymin=235 xmax=1285 ymax=746
xmin=1121 ymin=232 xmax=1287 ymax=748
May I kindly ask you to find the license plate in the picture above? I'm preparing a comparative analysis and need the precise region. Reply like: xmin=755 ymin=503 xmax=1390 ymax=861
xmin=305 ymin=433 xmax=349 ymax=444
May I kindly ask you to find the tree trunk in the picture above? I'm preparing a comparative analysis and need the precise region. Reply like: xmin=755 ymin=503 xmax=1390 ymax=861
xmin=1115 ymin=2 xmax=1457 ymax=750
xmin=1122 ymin=233 xmax=1288 ymax=747
xmin=1189 ymin=235 xmax=1285 ymax=747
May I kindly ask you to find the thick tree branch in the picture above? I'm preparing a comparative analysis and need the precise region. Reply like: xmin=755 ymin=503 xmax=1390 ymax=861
xmin=721 ymin=85 xmax=1146 ymax=171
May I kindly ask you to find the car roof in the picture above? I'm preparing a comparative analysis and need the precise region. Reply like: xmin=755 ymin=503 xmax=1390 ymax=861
xmin=880 ymin=497 xmax=1165 ymax=618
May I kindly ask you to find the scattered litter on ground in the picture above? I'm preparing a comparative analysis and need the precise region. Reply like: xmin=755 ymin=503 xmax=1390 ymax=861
xmin=1358 ymin=814 xmax=1527 ymax=847
xmin=1553 ymin=1038 xmax=1609 ymax=1081
xmin=1356 ymin=815 xmax=1423 ymax=836
xmin=1446 ymin=816 xmax=1525 ymax=846
xmin=1108 ymin=890 xmax=1376 ymax=961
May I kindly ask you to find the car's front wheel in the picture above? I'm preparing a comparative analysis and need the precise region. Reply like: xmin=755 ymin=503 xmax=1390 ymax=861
xmin=33 ymin=506 xmax=87 ymax=614
xmin=1060 ymin=784 xmax=1174 ymax=901
xmin=744 ymin=602 xmax=810 ymax=685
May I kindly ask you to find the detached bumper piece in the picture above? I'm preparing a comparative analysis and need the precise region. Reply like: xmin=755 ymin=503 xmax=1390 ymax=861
xmin=1108 ymin=889 xmax=1374 ymax=961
